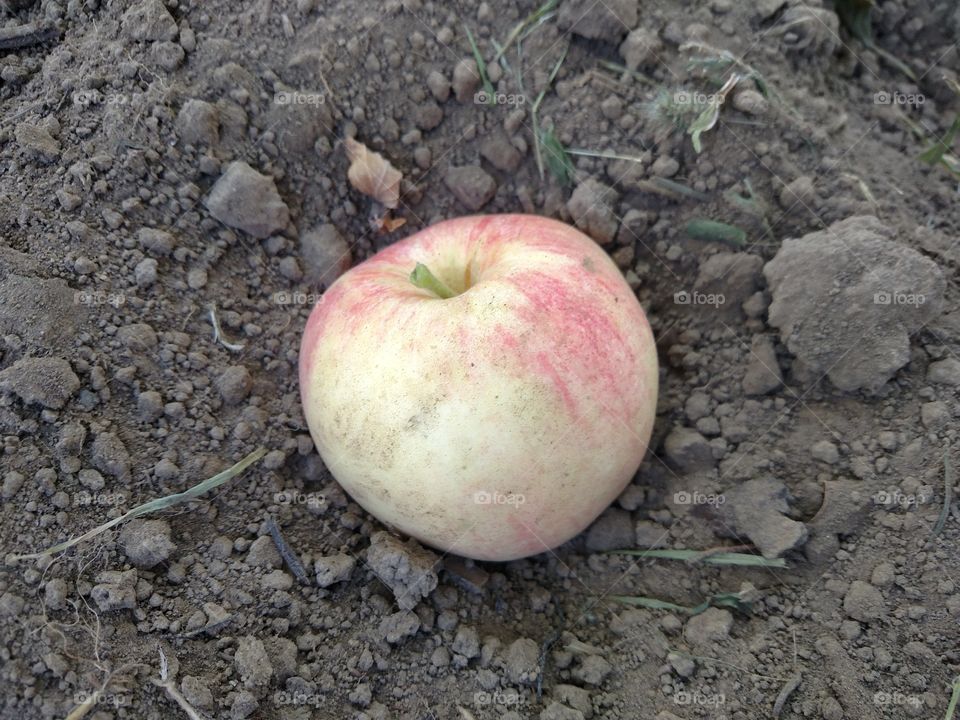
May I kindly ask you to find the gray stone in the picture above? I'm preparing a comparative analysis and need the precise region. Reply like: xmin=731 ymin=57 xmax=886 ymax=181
xmin=695 ymin=252 xmax=764 ymax=311
xmin=138 ymin=227 xmax=176 ymax=256
xmin=584 ymin=508 xmax=634 ymax=552
xmin=120 ymin=0 xmax=178 ymax=41
xmin=505 ymin=637 xmax=540 ymax=684
xmin=921 ymin=401 xmax=950 ymax=430
xmin=558 ymin=0 xmax=637 ymax=42
xmin=844 ymin=580 xmax=885 ymax=622
xmin=667 ymin=651 xmax=696 ymax=677
xmin=451 ymin=626 xmax=481 ymax=659
xmin=619 ymin=27 xmax=662 ymax=70
xmin=722 ymin=478 xmax=808 ymax=559
xmin=379 ymin=610 xmax=420 ymax=644
xmin=91 ymin=432 xmax=131 ymax=480
xmin=91 ymin=570 xmax=137 ymax=612
xmin=314 ymin=554 xmax=356 ymax=587
xmin=235 ymin=636 xmax=273 ymax=688
xmin=205 ymin=161 xmax=290 ymax=239
xmin=927 ymin=358 xmax=960 ymax=385
xmin=246 ymin=535 xmax=282 ymax=568
xmin=444 ymin=165 xmax=497 ymax=211
xmin=778 ymin=175 xmax=815 ymax=209
xmin=365 ymin=531 xmax=439 ymax=610
xmin=683 ymin=607 xmax=733 ymax=646
xmin=480 ymin=129 xmax=522 ymax=172
xmin=452 ymin=58 xmax=480 ymax=103
xmin=742 ymin=335 xmax=782 ymax=395
xmin=117 ymin=322 xmax=158 ymax=351
xmin=176 ymin=99 xmax=219 ymax=146
xmin=540 ymin=703 xmax=586 ymax=720
xmin=553 ymin=685 xmax=593 ymax=719
xmin=663 ymin=426 xmax=714 ymax=472
xmin=150 ymin=40 xmax=185 ymax=70
xmin=119 ymin=519 xmax=176 ymax=568
xmin=567 ymin=179 xmax=619 ymax=245
xmin=180 ymin=677 xmax=214 ymax=710
xmin=268 ymin=88 xmax=333 ymax=153
xmin=571 ymin=655 xmax=612 ymax=686
xmin=134 ymin=258 xmax=158 ymax=287
xmin=300 ymin=224 xmax=351 ymax=287
xmin=426 ymin=70 xmax=450 ymax=102
xmin=216 ymin=365 xmax=252 ymax=405
xmin=811 ymin=440 xmax=840 ymax=464
xmin=1 ymin=472 xmax=24 ymax=500
xmin=634 ymin=520 xmax=667 ymax=548
xmin=732 ymin=88 xmax=768 ymax=116
xmin=230 ymin=691 xmax=258 ymax=720
xmin=15 ymin=123 xmax=60 ymax=162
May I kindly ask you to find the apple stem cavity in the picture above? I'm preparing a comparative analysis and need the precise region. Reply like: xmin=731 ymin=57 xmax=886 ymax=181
xmin=410 ymin=262 xmax=457 ymax=299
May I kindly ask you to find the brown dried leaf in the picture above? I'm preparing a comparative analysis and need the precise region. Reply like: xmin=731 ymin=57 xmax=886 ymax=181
xmin=344 ymin=137 xmax=402 ymax=209
xmin=373 ymin=213 xmax=407 ymax=234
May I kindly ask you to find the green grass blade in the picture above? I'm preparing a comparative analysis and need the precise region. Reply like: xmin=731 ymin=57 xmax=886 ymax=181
xmin=464 ymin=24 xmax=495 ymax=99
xmin=920 ymin=116 xmax=960 ymax=166
xmin=946 ymin=675 xmax=960 ymax=720
xmin=686 ymin=218 xmax=747 ymax=247
xmin=540 ymin=127 xmax=574 ymax=186
xmin=9 ymin=447 xmax=267 ymax=561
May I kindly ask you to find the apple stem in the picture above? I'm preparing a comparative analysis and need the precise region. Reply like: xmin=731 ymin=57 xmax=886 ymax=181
xmin=409 ymin=262 xmax=456 ymax=299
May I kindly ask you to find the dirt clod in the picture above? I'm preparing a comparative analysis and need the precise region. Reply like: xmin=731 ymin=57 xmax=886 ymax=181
xmin=0 ymin=356 xmax=79 ymax=409
xmin=764 ymin=216 xmax=945 ymax=392
xmin=366 ymin=531 xmax=439 ymax=610
xmin=204 ymin=161 xmax=291 ymax=239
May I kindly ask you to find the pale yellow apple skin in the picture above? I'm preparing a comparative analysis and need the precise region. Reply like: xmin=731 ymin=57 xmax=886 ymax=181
xmin=299 ymin=214 xmax=658 ymax=561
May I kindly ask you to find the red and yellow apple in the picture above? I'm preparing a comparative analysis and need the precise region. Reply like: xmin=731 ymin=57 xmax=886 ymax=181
xmin=299 ymin=214 xmax=658 ymax=561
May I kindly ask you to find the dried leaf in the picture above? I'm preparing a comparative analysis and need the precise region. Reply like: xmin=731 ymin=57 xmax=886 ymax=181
xmin=345 ymin=137 xmax=402 ymax=208
xmin=380 ymin=214 xmax=407 ymax=233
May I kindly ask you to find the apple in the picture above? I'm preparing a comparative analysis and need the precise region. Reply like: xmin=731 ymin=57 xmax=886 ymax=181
xmin=299 ymin=214 xmax=658 ymax=561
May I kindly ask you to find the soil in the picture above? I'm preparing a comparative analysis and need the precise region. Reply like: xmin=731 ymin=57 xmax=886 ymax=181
xmin=1 ymin=0 xmax=959 ymax=719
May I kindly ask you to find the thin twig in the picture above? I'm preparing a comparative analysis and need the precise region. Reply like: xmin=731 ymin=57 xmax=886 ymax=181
xmin=266 ymin=515 xmax=310 ymax=584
